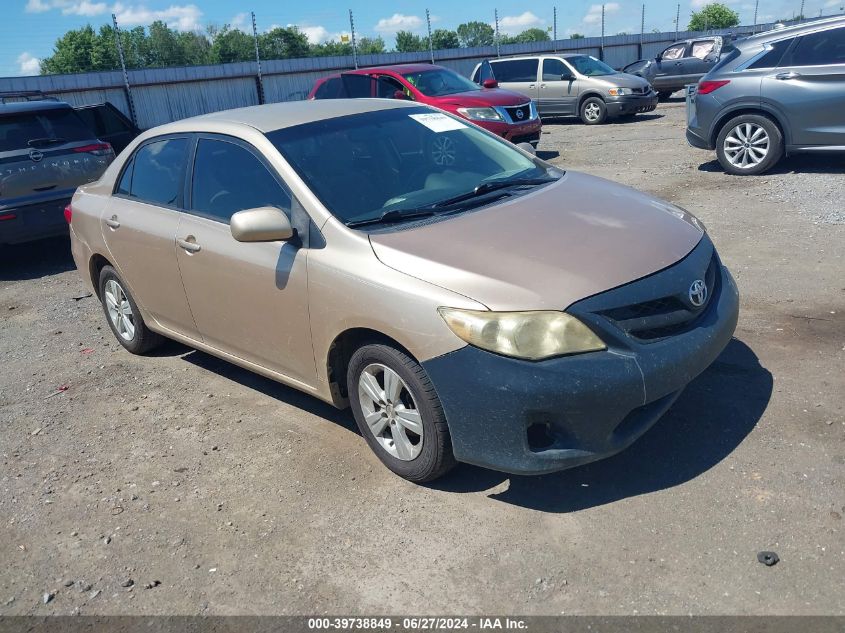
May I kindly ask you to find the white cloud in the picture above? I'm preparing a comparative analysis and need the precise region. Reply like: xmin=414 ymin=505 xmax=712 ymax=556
xmin=583 ymin=3 xmax=621 ymax=24
xmin=497 ymin=11 xmax=544 ymax=34
xmin=230 ymin=12 xmax=247 ymax=29
xmin=374 ymin=13 xmax=423 ymax=34
xmin=25 ymin=0 xmax=51 ymax=12
xmin=17 ymin=52 xmax=41 ymax=75
xmin=291 ymin=25 xmax=350 ymax=44
xmin=62 ymin=0 xmax=108 ymax=16
xmin=113 ymin=3 xmax=203 ymax=31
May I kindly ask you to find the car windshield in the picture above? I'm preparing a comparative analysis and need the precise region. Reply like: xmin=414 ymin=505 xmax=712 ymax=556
xmin=567 ymin=55 xmax=617 ymax=76
xmin=0 ymin=107 xmax=91 ymax=151
xmin=402 ymin=68 xmax=481 ymax=97
xmin=267 ymin=106 xmax=558 ymax=227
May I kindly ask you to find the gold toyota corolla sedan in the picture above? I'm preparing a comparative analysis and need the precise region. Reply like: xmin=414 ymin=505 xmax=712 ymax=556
xmin=67 ymin=99 xmax=739 ymax=482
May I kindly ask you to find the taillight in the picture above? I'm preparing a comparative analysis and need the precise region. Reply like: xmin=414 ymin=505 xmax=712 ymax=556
xmin=64 ymin=204 xmax=72 ymax=224
xmin=73 ymin=142 xmax=113 ymax=156
xmin=697 ymin=80 xmax=730 ymax=95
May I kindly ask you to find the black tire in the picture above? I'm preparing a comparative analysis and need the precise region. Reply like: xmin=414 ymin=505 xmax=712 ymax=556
xmin=715 ymin=114 xmax=784 ymax=176
xmin=98 ymin=265 xmax=163 ymax=354
xmin=657 ymin=91 xmax=674 ymax=101
xmin=347 ymin=343 xmax=456 ymax=482
xmin=579 ymin=96 xmax=607 ymax=125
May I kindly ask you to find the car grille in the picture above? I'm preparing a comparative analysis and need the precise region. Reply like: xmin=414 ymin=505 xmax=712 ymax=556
xmin=504 ymin=103 xmax=532 ymax=122
xmin=597 ymin=255 xmax=719 ymax=341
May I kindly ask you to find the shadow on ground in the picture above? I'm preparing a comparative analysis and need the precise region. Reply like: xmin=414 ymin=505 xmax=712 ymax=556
xmin=541 ymin=113 xmax=664 ymax=127
xmin=0 ymin=236 xmax=75 ymax=281
xmin=698 ymin=153 xmax=845 ymax=175
xmin=429 ymin=338 xmax=771 ymax=512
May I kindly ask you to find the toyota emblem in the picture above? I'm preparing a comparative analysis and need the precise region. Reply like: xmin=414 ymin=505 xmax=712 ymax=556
xmin=689 ymin=279 xmax=708 ymax=307
xmin=29 ymin=149 xmax=44 ymax=163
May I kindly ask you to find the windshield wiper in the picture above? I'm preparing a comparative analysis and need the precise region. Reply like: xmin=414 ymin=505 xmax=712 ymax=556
xmin=431 ymin=177 xmax=555 ymax=209
xmin=346 ymin=208 xmax=436 ymax=228
xmin=27 ymin=137 xmax=66 ymax=147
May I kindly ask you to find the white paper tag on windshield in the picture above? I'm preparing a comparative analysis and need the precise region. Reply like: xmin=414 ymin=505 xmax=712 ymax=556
xmin=409 ymin=112 xmax=467 ymax=132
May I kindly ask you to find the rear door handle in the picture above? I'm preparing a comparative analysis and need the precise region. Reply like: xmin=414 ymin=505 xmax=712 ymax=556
xmin=177 ymin=237 xmax=201 ymax=253
xmin=528 ymin=84 xmax=536 ymax=88
xmin=105 ymin=216 xmax=120 ymax=229
xmin=775 ymin=71 xmax=801 ymax=80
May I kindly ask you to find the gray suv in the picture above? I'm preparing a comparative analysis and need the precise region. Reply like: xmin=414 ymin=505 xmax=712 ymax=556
xmin=1 ymin=95 xmax=115 ymax=244
xmin=472 ymin=55 xmax=657 ymax=124
xmin=686 ymin=17 xmax=845 ymax=175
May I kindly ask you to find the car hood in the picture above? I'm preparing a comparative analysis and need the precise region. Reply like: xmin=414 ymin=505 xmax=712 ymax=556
xmin=435 ymin=88 xmax=532 ymax=107
xmin=369 ymin=171 xmax=705 ymax=311
xmin=592 ymin=72 xmax=653 ymax=90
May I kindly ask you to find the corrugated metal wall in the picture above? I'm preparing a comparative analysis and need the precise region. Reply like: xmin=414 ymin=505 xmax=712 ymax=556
xmin=0 ymin=23 xmax=777 ymax=128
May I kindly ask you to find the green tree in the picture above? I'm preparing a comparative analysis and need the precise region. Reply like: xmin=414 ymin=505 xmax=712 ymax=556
xmin=309 ymin=39 xmax=353 ymax=56
xmin=501 ymin=28 xmax=550 ymax=44
xmin=209 ymin=25 xmax=254 ymax=63
xmin=430 ymin=29 xmax=460 ymax=50
xmin=357 ymin=37 xmax=386 ymax=54
xmin=260 ymin=26 xmax=310 ymax=60
xmin=688 ymin=3 xmax=740 ymax=30
xmin=41 ymin=25 xmax=99 ymax=74
xmin=456 ymin=21 xmax=495 ymax=47
xmin=570 ymin=33 xmax=586 ymax=39
xmin=395 ymin=30 xmax=426 ymax=52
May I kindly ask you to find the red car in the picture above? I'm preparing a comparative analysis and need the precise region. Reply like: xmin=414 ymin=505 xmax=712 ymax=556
xmin=308 ymin=64 xmax=541 ymax=147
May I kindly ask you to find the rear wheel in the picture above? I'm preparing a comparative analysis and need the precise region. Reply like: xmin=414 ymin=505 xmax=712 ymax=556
xmin=348 ymin=343 xmax=455 ymax=482
xmin=98 ymin=265 xmax=163 ymax=354
xmin=715 ymin=114 xmax=783 ymax=175
xmin=579 ymin=97 xmax=607 ymax=125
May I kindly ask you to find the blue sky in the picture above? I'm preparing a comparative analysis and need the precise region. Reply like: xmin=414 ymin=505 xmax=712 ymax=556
xmin=2 ymin=0 xmax=841 ymax=76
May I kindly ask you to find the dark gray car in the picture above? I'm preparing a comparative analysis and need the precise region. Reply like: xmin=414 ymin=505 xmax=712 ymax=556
xmin=1 ymin=96 xmax=114 ymax=244
xmin=624 ymin=36 xmax=725 ymax=99
xmin=686 ymin=17 xmax=845 ymax=175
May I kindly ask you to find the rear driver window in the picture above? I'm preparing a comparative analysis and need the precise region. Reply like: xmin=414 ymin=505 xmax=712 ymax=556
xmin=786 ymin=27 xmax=845 ymax=66
xmin=191 ymin=138 xmax=290 ymax=224
xmin=491 ymin=59 xmax=538 ymax=82
xmin=127 ymin=138 xmax=187 ymax=207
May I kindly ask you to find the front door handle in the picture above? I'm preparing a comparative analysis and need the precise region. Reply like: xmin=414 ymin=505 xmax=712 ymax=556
xmin=105 ymin=216 xmax=120 ymax=229
xmin=775 ymin=71 xmax=801 ymax=80
xmin=177 ymin=237 xmax=201 ymax=253
xmin=528 ymin=83 xmax=536 ymax=89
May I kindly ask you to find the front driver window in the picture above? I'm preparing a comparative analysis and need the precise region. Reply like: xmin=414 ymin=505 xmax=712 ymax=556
xmin=542 ymin=58 xmax=569 ymax=81
xmin=191 ymin=138 xmax=291 ymax=224
xmin=662 ymin=44 xmax=687 ymax=60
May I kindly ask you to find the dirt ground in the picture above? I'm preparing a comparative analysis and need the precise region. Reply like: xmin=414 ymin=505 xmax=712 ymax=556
xmin=1 ymin=101 xmax=843 ymax=616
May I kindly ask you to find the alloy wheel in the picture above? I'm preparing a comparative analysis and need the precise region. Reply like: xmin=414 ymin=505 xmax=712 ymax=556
xmin=357 ymin=363 xmax=423 ymax=461
xmin=723 ymin=122 xmax=770 ymax=169
xmin=104 ymin=279 xmax=135 ymax=341
xmin=583 ymin=102 xmax=601 ymax=122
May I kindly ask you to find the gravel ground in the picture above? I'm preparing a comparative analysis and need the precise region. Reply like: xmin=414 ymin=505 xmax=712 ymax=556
xmin=1 ymin=101 xmax=843 ymax=616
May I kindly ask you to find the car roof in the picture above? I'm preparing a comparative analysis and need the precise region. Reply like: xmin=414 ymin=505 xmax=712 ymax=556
xmin=0 ymin=100 xmax=73 ymax=115
xmin=153 ymin=98 xmax=422 ymax=135
xmin=491 ymin=53 xmax=590 ymax=62
xmin=741 ymin=15 xmax=845 ymax=44
xmin=343 ymin=63 xmax=439 ymax=75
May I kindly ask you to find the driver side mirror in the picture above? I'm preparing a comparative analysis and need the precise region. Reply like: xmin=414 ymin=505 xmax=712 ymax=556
xmin=560 ymin=72 xmax=574 ymax=81
xmin=230 ymin=207 xmax=293 ymax=242
xmin=482 ymin=78 xmax=498 ymax=89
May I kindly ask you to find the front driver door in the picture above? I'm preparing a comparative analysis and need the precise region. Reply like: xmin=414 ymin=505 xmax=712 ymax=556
xmin=654 ymin=42 xmax=688 ymax=91
xmin=538 ymin=57 xmax=579 ymax=115
xmin=174 ymin=135 xmax=316 ymax=386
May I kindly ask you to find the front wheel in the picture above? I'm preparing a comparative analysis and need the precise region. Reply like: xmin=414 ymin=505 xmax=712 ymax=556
xmin=348 ymin=343 xmax=456 ymax=482
xmin=715 ymin=114 xmax=784 ymax=175
xmin=579 ymin=97 xmax=607 ymax=125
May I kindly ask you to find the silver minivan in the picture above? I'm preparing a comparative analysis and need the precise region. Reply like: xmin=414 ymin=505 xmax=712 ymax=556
xmin=472 ymin=54 xmax=658 ymax=124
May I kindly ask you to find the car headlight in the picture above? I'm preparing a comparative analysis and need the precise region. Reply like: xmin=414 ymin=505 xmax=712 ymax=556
xmin=438 ymin=308 xmax=606 ymax=360
xmin=456 ymin=107 xmax=503 ymax=121
xmin=608 ymin=87 xmax=632 ymax=96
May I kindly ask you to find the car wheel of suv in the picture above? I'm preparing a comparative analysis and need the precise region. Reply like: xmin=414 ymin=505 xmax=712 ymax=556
xmin=716 ymin=114 xmax=783 ymax=176
xmin=580 ymin=97 xmax=607 ymax=125
xmin=348 ymin=343 xmax=456 ymax=482
xmin=98 ymin=265 xmax=163 ymax=354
